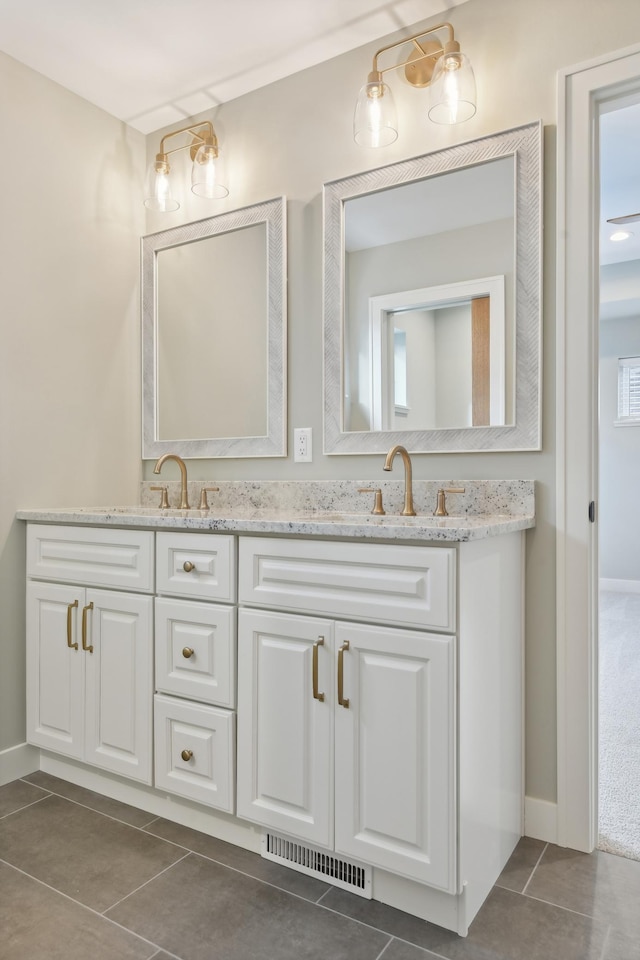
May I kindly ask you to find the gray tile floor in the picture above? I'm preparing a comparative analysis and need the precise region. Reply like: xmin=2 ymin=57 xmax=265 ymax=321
xmin=1 ymin=773 xmax=640 ymax=960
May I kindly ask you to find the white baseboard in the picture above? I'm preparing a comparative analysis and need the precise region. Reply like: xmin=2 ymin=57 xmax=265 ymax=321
xmin=0 ymin=742 xmax=40 ymax=786
xmin=600 ymin=578 xmax=640 ymax=593
xmin=524 ymin=796 xmax=558 ymax=844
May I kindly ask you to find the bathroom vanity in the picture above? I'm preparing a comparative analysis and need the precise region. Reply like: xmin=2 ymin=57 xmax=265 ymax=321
xmin=18 ymin=479 xmax=533 ymax=937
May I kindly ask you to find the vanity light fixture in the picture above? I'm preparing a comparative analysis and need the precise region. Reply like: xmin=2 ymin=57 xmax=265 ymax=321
xmin=144 ymin=120 xmax=228 ymax=212
xmin=353 ymin=21 xmax=476 ymax=147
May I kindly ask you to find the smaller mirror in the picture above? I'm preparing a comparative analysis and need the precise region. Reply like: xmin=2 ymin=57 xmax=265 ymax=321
xmin=142 ymin=196 xmax=286 ymax=459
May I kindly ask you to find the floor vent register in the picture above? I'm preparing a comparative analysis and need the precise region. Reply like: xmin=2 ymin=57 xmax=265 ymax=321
xmin=262 ymin=832 xmax=372 ymax=898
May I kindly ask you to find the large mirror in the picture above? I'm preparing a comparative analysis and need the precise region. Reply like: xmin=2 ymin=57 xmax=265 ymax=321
xmin=323 ymin=122 xmax=542 ymax=454
xmin=142 ymin=196 xmax=286 ymax=458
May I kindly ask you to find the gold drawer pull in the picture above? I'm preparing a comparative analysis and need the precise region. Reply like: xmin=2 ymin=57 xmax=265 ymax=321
xmin=312 ymin=637 xmax=325 ymax=702
xmin=338 ymin=641 xmax=350 ymax=709
xmin=181 ymin=749 xmax=193 ymax=762
xmin=66 ymin=600 xmax=79 ymax=650
xmin=81 ymin=602 xmax=94 ymax=653
xmin=182 ymin=647 xmax=195 ymax=659
xmin=183 ymin=560 xmax=195 ymax=573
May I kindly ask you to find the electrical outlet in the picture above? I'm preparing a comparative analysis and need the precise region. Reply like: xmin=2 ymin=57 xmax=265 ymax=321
xmin=294 ymin=427 xmax=313 ymax=462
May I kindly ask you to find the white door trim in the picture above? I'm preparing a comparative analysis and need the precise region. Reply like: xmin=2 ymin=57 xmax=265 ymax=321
xmin=556 ymin=43 xmax=640 ymax=852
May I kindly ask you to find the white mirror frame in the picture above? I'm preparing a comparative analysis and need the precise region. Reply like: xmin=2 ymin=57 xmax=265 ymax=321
xmin=323 ymin=122 xmax=542 ymax=454
xmin=142 ymin=196 xmax=287 ymax=459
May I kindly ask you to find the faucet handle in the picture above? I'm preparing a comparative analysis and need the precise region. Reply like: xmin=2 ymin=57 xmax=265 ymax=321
xmin=357 ymin=487 xmax=386 ymax=515
xmin=433 ymin=487 xmax=466 ymax=517
xmin=150 ymin=485 xmax=170 ymax=509
xmin=198 ymin=486 xmax=220 ymax=510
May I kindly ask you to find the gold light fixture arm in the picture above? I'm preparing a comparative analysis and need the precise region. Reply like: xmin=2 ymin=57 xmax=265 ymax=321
xmin=154 ymin=121 xmax=219 ymax=170
xmin=369 ymin=21 xmax=457 ymax=87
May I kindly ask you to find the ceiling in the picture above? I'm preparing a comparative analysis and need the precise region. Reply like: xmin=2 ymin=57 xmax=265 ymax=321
xmin=0 ymin=0 xmax=467 ymax=134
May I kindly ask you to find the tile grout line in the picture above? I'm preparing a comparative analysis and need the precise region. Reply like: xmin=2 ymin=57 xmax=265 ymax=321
xmin=522 ymin=889 xmax=608 ymax=923
xmin=0 ymin=792 xmax=52 ymax=819
xmin=102 ymin=851 xmax=192 ymax=914
xmin=599 ymin=924 xmax=613 ymax=960
xmin=140 ymin=827 xmax=337 ymax=908
xmin=0 ymin=857 xmax=168 ymax=957
xmin=521 ymin=841 xmax=548 ymax=895
xmin=17 ymin=785 xmax=197 ymax=855
xmin=314 ymin=886 xmax=333 ymax=905
xmin=372 ymin=936 xmax=395 ymax=960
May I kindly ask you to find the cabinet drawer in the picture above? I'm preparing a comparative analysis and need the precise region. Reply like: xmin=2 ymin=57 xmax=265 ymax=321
xmin=26 ymin=524 xmax=154 ymax=593
xmin=155 ymin=597 xmax=236 ymax=708
xmin=156 ymin=533 xmax=236 ymax=602
xmin=239 ymin=537 xmax=456 ymax=631
xmin=154 ymin=694 xmax=235 ymax=812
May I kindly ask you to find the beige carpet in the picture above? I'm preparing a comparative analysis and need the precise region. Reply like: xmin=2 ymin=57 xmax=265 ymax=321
xmin=598 ymin=589 xmax=640 ymax=861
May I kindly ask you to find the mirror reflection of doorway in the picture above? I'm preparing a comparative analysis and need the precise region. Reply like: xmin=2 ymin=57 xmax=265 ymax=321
xmin=598 ymin=97 xmax=640 ymax=861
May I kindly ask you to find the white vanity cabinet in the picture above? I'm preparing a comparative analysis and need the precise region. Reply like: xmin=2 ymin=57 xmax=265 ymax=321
xmin=26 ymin=524 xmax=154 ymax=783
xmin=153 ymin=532 xmax=237 ymax=813
xmin=21 ymin=510 xmax=527 ymax=937
xmin=236 ymin=533 xmax=524 ymax=934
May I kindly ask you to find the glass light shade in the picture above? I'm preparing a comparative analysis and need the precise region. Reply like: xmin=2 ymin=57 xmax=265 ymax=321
xmin=354 ymin=80 xmax=398 ymax=148
xmin=191 ymin=144 xmax=229 ymax=199
xmin=428 ymin=51 xmax=476 ymax=125
xmin=143 ymin=160 xmax=179 ymax=212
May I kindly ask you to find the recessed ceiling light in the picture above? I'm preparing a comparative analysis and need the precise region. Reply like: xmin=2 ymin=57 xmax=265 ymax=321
xmin=610 ymin=229 xmax=634 ymax=242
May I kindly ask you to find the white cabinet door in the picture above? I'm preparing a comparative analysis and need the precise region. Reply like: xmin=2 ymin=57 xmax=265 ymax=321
xmin=26 ymin=581 xmax=85 ymax=759
xmin=334 ymin=622 xmax=457 ymax=892
xmin=237 ymin=609 xmax=334 ymax=846
xmin=27 ymin=581 xmax=153 ymax=784
xmin=84 ymin=589 xmax=153 ymax=784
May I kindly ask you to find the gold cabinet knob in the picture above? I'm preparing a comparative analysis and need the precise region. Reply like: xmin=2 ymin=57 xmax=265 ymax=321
xmin=181 ymin=749 xmax=193 ymax=762
xmin=183 ymin=560 xmax=195 ymax=573
xmin=182 ymin=646 xmax=195 ymax=659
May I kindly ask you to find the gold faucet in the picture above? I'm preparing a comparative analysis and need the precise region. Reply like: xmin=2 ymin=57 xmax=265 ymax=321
xmin=383 ymin=444 xmax=416 ymax=516
xmin=153 ymin=453 xmax=190 ymax=509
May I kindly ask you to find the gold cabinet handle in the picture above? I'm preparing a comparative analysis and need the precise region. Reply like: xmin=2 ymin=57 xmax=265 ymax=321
xmin=181 ymin=749 xmax=193 ymax=762
xmin=81 ymin=602 xmax=94 ymax=653
xmin=66 ymin=600 xmax=79 ymax=650
xmin=182 ymin=646 xmax=195 ymax=659
xmin=183 ymin=560 xmax=195 ymax=573
xmin=338 ymin=640 xmax=350 ymax=709
xmin=312 ymin=637 xmax=325 ymax=702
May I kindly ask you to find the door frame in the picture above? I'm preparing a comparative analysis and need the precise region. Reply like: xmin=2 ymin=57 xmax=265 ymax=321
xmin=556 ymin=43 xmax=640 ymax=852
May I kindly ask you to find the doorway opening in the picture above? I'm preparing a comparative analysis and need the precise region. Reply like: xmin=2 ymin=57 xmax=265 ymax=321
xmin=598 ymin=97 xmax=640 ymax=860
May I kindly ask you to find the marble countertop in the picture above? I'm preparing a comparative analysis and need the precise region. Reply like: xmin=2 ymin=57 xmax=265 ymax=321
xmin=16 ymin=505 xmax=534 ymax=543
xmin=17 ymin=479 xmax=535 ymax=543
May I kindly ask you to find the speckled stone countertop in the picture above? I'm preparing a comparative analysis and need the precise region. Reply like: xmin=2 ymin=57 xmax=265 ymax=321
xmin=17 ymin=480 xmax=535 ymax=543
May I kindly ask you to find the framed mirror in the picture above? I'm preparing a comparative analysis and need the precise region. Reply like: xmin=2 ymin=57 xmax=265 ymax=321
xmin=142 ymin=196 xmax=286 ymax=458
xmin=323 ymin=122 xmax=542 ymax=454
